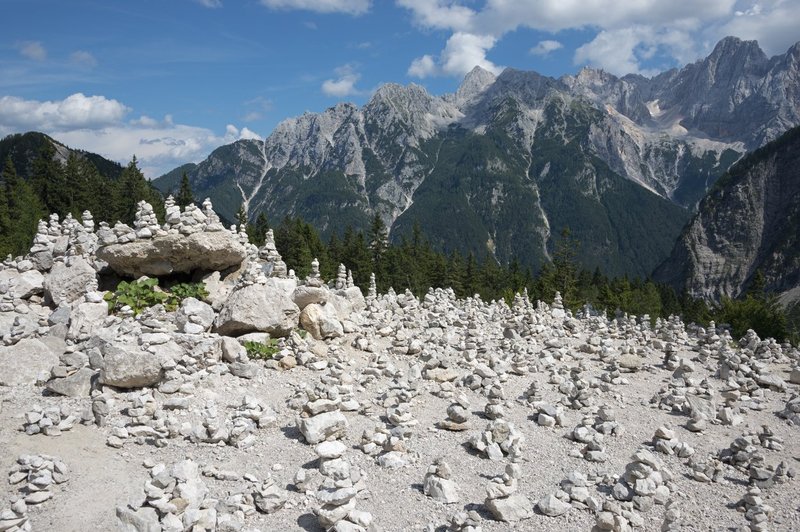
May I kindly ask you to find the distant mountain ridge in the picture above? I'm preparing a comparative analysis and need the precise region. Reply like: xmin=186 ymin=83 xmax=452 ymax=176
xmin=155 ymin=37 xmax=800 ymax=277
xmin=0 ymin=131 xmax=124 ymax=182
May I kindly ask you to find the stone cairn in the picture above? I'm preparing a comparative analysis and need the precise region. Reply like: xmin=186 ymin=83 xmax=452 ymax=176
xmin=2 ymin=454 xmax=69 ymax=531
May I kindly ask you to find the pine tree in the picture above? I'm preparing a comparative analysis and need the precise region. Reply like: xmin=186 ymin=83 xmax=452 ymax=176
xmin=2 ymin=157 xmax=43 ymax=256
xmin=368 ymin=213 xmax=388 ymax=278
xmin=116 ymin=156 xmax=163 ymax=224
xmin=30 ymin=142 xmax=69 ymax=217
xmin=176 ymin=172 xmax=195 ymax=208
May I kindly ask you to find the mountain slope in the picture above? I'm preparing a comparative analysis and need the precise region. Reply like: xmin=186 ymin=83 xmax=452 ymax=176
xmin=653 ymin=126 xmax=800 ymax=301
xmin=155 ymin=37 xmax=800 ymax=276
xmin=0 ymin=132 xmax=124 ymax=181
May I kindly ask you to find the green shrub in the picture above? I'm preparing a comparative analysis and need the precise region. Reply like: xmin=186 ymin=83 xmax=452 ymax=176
xmin=104 ymin=279 xmax=210 ymax=315
xmin=168 ymin=282 xmax=209 ymax=302
xmin=104 ymin=278 xmax=169 ymax=316
xmin=244 ymin=339 xmax=280 ymax=360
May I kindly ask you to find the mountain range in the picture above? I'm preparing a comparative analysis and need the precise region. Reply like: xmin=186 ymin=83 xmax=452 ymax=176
xmin=154 ymin=37 xmax=800 ymax=279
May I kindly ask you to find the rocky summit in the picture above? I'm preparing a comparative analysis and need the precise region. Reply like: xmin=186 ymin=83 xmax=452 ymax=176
xmin=1 ymin=198 xmax=799 ymax=532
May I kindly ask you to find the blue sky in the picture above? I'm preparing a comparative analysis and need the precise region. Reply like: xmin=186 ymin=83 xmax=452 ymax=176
xmin=0 ymin=0 xmax=797 ymax=177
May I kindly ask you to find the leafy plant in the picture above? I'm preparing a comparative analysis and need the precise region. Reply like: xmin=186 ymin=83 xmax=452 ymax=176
xmin=166 ymin=282 xmax=208 ymax=310
xmin=104 ymin=278 xmax=168 ymax=316
xmin=244 ymin=339 xmax=280 ymax=360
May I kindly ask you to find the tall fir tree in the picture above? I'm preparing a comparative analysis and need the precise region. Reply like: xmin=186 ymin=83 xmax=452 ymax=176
xmin=116 ymin=156 xmax=164 ymax=224
xmin=176 ymin=172 xmax=195 ymax=208
xmin=30 ymin=142 xmax=69 ymax=217
xmin=2 ymin=157 xmax=43 ymax=257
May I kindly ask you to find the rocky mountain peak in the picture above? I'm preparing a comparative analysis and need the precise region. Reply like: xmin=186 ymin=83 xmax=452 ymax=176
xmin=454 ymin=65 xmax=497 ymax=105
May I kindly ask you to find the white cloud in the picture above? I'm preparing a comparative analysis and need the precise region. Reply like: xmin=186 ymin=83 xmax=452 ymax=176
xmin=408 ymin=55 xmax=437 ymax=78
xmin=195 ymin=0 xmax=223 ymax=7
xmin=0 ymin=93 xmax=129 ymax=131
xmin=529 ymin=39 xmax=562 ymax=56
xmin=0 ymin=92 xmax=257 ymax=178
xmin=396 ymin=0 xmax=794 ymax=78
xmin=17 ymin=41 xmax=47 ymax=61
xmin=69 ymin=50 xmax=98 ymax=68
xmin=396 ymin=0 xmax=474 ymax=31
xmin=321 ymin=64 xmax=362 ymax=97
xmin=260 ymin=0 xmax=370 ymax=15
xmin=407 ymin=33 xmax=501 ymax=79
xmin=719 ymin=0 xmax=800 ymax=56
xmin=440 ymin=33 xmax=502 ymax=76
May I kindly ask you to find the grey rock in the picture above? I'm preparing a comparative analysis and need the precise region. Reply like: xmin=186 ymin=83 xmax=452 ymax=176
xmin=486 ymin=493 xmax=534 ymax=522
xmin=0 ymin=338 xmax=61 ymax=386
xmin=45 ymin=367 xmax=96 ymax=397
xmin=536 ymin=494 xmax=572 ymax=517
xmin=43 ymin=257 xmax=96 ymax=305
xmin=99 ymin=344 xmax=164 ymax=388
xmin=298 ymin=411 xmax=348 ymax=444
xmin=97 ymin=230 xmax=246 ymax=277
xmin=214 ymin=279 xmax=300 ymax=337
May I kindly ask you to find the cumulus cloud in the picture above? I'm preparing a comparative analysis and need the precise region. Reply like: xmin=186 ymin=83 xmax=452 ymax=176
xmin=69 ymin=50 xmax=98 ymax=69
xmin=396 ymin=0 xmax=474 ymax=31
xmin=321 ymin=64 xmax=361 ymax=97
xmin=260 ymin=0 xmax=370 ymax=15
xmin=529 ymin=39 xmax=562 ymax=56
xmin=0 ymin=93 xmax=129 ymax=131
xmin=407 ymin=33 xmax=501 ymax=78
xmin=397 ymin=0 xmax=798 ymax=78
xmin=17 ymin=41 xmax=47 ymax=61
xmin=408 ymin=55 xmax=436 ymax=78
xmin=441 ymin=33 xmax=501 ymax=76
xmin=719 ymin=0 xmax=800 ymax=56
xmin=0 ymin=92 xmax=257 ymax=178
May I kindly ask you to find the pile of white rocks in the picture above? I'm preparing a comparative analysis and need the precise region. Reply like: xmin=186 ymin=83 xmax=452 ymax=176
xmin=422 ymin=458 xmax=459 ymax=504
xmin=467 ymin=419 xmax=524 ymax=461
xmin=485 ymin=463 xmax=533 ymax=522
xmin=2 ymin=454 xmax=69 ymax=531
xmin=651 ymin=425 xmax=695 ymax=458
xmin=19 ymin=404 xmax=76 ymax=436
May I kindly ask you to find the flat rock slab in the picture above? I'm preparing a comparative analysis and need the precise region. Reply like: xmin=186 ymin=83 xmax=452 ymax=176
xmin=96 ymin=231 xmax=246 ymax=277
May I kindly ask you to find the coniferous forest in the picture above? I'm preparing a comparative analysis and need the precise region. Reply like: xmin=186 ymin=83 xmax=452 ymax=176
xmin=0 ymin=133 xmax=795 ymax=344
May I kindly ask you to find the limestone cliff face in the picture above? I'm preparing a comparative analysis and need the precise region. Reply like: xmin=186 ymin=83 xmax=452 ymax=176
xmin=654 ymin=127 xmax=800 ymax=301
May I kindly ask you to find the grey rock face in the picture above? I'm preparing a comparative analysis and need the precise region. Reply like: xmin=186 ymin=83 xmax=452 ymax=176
xmin=654 ymin=126 xmax=800 ymax=302
xmin=43 ymin=256 xmax=96 ymax=305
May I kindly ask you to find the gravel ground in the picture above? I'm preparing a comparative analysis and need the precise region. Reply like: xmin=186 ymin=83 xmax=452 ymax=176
xmin=1 ymin=312 xmax=799 ymax=532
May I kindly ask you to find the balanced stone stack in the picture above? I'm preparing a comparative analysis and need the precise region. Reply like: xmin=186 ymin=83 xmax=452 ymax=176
xmin=485 ymin=463 xmax=533 ymax=522
xmin=423 ymin=459 xmax=459 ymax=504
xmin=3 ymin=454 xmax=69 ymax=531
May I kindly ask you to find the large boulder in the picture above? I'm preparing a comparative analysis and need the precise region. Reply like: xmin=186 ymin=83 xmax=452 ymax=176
xmin=328 ymin=287 xmax=365 ymax=322
xmin=0 ymin=269 xmax=44 ymax=299
xmin=292 ymin=285 xmax=329 ymax=310
xmin=96 ymin=231 xmax=246 ymax=277
xmin=214 ymin=279 xmax=300 ymax=337
xmin=0 ymin=338 xmax=63 ymax=386
xmin=99 ymin=344 xmax=164 ymax=388
xmin=43 ymin=256 xmax=96 ymax=305
xmin=299 ymin=303 xmax=343 ymax=340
